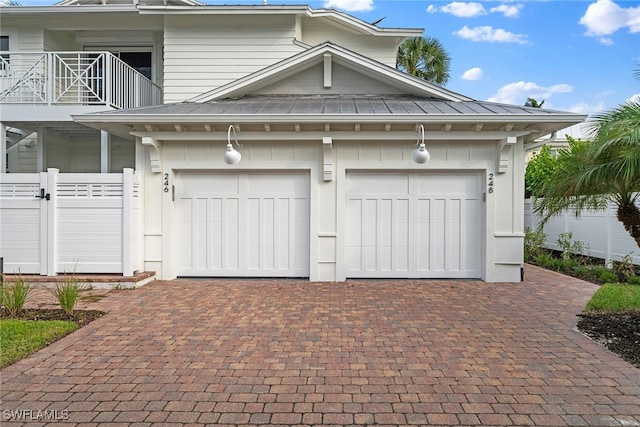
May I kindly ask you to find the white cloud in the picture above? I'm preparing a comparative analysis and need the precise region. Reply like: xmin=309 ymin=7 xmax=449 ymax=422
xmin=461 ymin=67 xmax=484 ymax=80
xmin=427 ymin=2 xmax=522 ymax=18
xmin=567 ymin=101 xmax=606 ymax=115
xmin=487 ymin=81 xmax=573 ymax=105
xmin=579 ymin=0 xmax=640 ymax=36
xmin=453 ymin=26 xmax=529 ymax=44
xmin=441 ymin=2 xmax=486 ymax=18
xmin=323 ymin=0 xmax=373 ymax=12
xmin=599 ymin=37 xmax=614 ymax=45
xmin=490 ymin=4 xmax=523 ymax=18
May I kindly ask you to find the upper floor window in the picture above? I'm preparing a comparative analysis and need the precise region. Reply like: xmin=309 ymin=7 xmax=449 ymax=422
xmin=0 ymin=36 xmax=9 ymax=70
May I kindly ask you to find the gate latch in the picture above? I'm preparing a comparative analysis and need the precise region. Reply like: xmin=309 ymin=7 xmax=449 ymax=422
xmin=38 ymin=188 xmax=51 ymax=201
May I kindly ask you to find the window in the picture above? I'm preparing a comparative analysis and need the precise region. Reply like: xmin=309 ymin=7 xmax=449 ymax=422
xmin=0 ymin=36 xmax=9 ymax=70
xmin=119 ymin=51 xmax=152 ymax=80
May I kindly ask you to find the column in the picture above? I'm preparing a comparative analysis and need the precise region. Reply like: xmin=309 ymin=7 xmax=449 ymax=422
xmin=0 ymin=122 xmax=6 ymax=173
xmin=101 ymin=130 xmax=111 ymax=173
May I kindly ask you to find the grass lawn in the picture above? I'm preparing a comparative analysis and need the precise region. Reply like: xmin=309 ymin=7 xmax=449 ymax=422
xmin=0 ymin=319 xmax=78 ymax=368
xmin=585 ymin=283 xmax=640 ymax=312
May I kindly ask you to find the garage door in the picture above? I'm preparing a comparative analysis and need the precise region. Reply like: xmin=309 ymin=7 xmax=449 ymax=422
xmin=346 ymin=172 xmax=482 ymax=278
xmin=176 ymin=172 xmax=309 ymax=277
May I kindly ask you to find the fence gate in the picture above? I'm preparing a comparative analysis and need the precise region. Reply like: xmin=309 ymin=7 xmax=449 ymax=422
xmin=0 ymin=172 xmax=48 ymax=274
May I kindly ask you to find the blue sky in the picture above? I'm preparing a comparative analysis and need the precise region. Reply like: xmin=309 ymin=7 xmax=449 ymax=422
xmin=321 ymin=0 xmax=640 ymax=115
xmin=15 ymin=0 xmax=640 ymax=115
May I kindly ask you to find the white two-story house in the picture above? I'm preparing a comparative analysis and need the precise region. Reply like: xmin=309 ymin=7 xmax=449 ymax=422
xmin=0 ymin=0 xmax=586 ymax=283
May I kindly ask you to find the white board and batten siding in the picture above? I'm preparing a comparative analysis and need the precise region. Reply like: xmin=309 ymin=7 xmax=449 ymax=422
xmin=163 ymin=15 xmax=304 ymax=102
xmin=346 ymin=172 xmax=482 ymax=278
xmin=176 ymin=172 xmax=310 ymax=277
xmin=0 ymin=169 xmax=142 ymax=276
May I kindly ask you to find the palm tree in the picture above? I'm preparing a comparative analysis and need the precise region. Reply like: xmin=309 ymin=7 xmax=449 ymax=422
xmin=396 ymin=36 xmax=451 ymax=85
xmin=525 ymin=98 xmax=545 ymax=108
xmin=534 ymin=69 xmax=640 ymax=248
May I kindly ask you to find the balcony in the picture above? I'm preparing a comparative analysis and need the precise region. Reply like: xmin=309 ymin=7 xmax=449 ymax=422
xmin=0 ymin=51 xmax=162 ymax=109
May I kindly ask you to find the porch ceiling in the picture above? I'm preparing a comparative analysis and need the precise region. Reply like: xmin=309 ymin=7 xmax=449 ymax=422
xmin=5 ymin=121 xmax=134 ymax=142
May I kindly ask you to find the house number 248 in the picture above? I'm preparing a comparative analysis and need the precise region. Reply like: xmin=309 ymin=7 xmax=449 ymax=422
xmin=487 ymin=173 xmax=494 ymax=194
xmin=163 ymin=173 xmax=170 ymax=193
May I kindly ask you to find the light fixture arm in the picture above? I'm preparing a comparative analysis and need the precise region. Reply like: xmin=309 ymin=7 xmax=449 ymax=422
xmin=227 ymin=125 xmax=244 ymax=150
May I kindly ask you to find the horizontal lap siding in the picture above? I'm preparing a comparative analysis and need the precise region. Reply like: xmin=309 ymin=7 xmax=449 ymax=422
xmin=163 ymin=16 xmax=303 ymax=102
xmin=300 ymin=19 xmax=398 ymax=67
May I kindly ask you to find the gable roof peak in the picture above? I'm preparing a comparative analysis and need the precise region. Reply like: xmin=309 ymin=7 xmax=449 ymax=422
xmin=189 ymin=41 xmax=473 ymax=104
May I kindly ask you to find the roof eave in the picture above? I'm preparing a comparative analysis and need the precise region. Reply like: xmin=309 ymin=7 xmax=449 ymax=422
xmin=0 ymin=5 xmax=138 ymax=14
xmin=73 ymin=113 xmax=587 ymax=125
xmin=306 ymin=9 xmax=423 ymax=37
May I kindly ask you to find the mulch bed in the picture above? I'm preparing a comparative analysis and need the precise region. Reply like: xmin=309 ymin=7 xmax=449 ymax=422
xmin=577 ymin=311 xmax=640 ymax=368
xmin=1 ymin=308 xmax=105 ymax=326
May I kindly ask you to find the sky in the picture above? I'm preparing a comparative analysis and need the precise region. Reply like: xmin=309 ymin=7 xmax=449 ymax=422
xmin=13 ymin=0 xmax=640 ymax=116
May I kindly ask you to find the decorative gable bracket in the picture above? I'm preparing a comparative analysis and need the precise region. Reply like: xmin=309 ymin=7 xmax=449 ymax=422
xmin=141 ymin=136 xmax=162 ymax=173
xmin=323 ymin=136 xmax=333 ymax=181
xmin=498 ymin=136 xmax=517 ymax=174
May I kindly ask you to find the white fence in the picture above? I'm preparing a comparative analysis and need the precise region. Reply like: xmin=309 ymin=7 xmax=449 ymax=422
xmin=524 ymin=199 xmax=640 ymax=265
xmin=0 ymin=168 xmax=142 ymax=276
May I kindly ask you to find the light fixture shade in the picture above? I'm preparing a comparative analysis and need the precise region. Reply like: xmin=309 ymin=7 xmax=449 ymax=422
xmin=224 ymin=143 xmax=242 ymax=165
xmin=412 ymin=143 xmax=430 ymax=164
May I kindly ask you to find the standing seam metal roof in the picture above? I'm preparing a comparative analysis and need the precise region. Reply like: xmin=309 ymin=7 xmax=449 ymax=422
xmin=96 ymin=95 xmax=577 ymax=117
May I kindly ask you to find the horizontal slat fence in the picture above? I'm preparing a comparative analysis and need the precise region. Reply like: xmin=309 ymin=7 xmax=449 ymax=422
xmin=0 ymin=168 xmax=142 ymax=276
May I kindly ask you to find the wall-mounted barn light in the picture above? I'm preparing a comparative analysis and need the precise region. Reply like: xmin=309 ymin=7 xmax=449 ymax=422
xmin=224 ymin=124 xmax=243 ymax=165
xmin=412 ymin=124 xmax=430 ymax=164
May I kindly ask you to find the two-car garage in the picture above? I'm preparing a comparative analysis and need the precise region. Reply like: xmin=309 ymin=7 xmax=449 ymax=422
xmin=175 ymin=170 xmax=483 ymax=279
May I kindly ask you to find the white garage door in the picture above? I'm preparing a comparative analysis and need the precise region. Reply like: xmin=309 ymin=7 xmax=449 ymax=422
xmin=346 ymin=172 xmax=482 ymax=278
xmin=176 ymin=172 xmax=309 ymax=277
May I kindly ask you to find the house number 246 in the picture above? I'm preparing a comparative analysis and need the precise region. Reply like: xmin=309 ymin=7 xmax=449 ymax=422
xmin=163 ymin=173 xmax=170 ymax=193
xmin=487 ymin=173 xmax=494 ymax=194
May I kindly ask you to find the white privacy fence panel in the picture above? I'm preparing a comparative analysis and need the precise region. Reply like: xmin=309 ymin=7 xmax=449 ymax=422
xmin=524 ymin=199 xmax=640 ymax=265
xmin=0 ymin=168 xmax=142 ymax=276
xmin=0 ymin=173 xmax=45 ymax=274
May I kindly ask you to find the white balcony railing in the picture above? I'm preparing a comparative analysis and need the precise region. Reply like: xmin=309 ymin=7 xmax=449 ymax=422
xmin=0 ymin=51 xmax=162 ymax=109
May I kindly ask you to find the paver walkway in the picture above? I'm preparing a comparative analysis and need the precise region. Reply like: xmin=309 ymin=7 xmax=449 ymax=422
xmin=1 ymin=265 xmax=639 ymax=426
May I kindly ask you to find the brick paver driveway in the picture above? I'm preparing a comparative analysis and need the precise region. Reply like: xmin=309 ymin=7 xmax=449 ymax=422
xmin=2 ymin=265 xmax=639 ymax=426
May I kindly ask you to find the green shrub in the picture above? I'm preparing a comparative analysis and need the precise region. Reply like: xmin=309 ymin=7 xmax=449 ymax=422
xmin=594 ymin=268 xmax=618 ymax=284
xmin=572 ymin=265 xmax=594 ymax=281
xmin=533 ymin=252 xmax=555 ymax=269
xmin=556 ymin=232 xmax=590 ymax=263
xmin=626 ymin=275 xmax=640 ymax=286
xmin=50 ymin=275 xmax=83 ymax=314
xmin=1 ymin=275 xmax=32 ymax=317
xmin=611 ymin=253 xmax=636 ymax=281
xmin=524 ymin=227 xmax=546 ymax=261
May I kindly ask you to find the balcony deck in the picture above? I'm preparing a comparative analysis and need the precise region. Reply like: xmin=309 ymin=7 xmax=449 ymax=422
xmin=0 ymin=51 xmax=162 ymax=110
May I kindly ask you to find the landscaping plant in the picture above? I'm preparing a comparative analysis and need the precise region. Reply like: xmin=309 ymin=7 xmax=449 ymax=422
xmin=51 ymin=275 xmax=83 ymax=314
xmin=0 ymin=275 xmax=31 ymax=317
